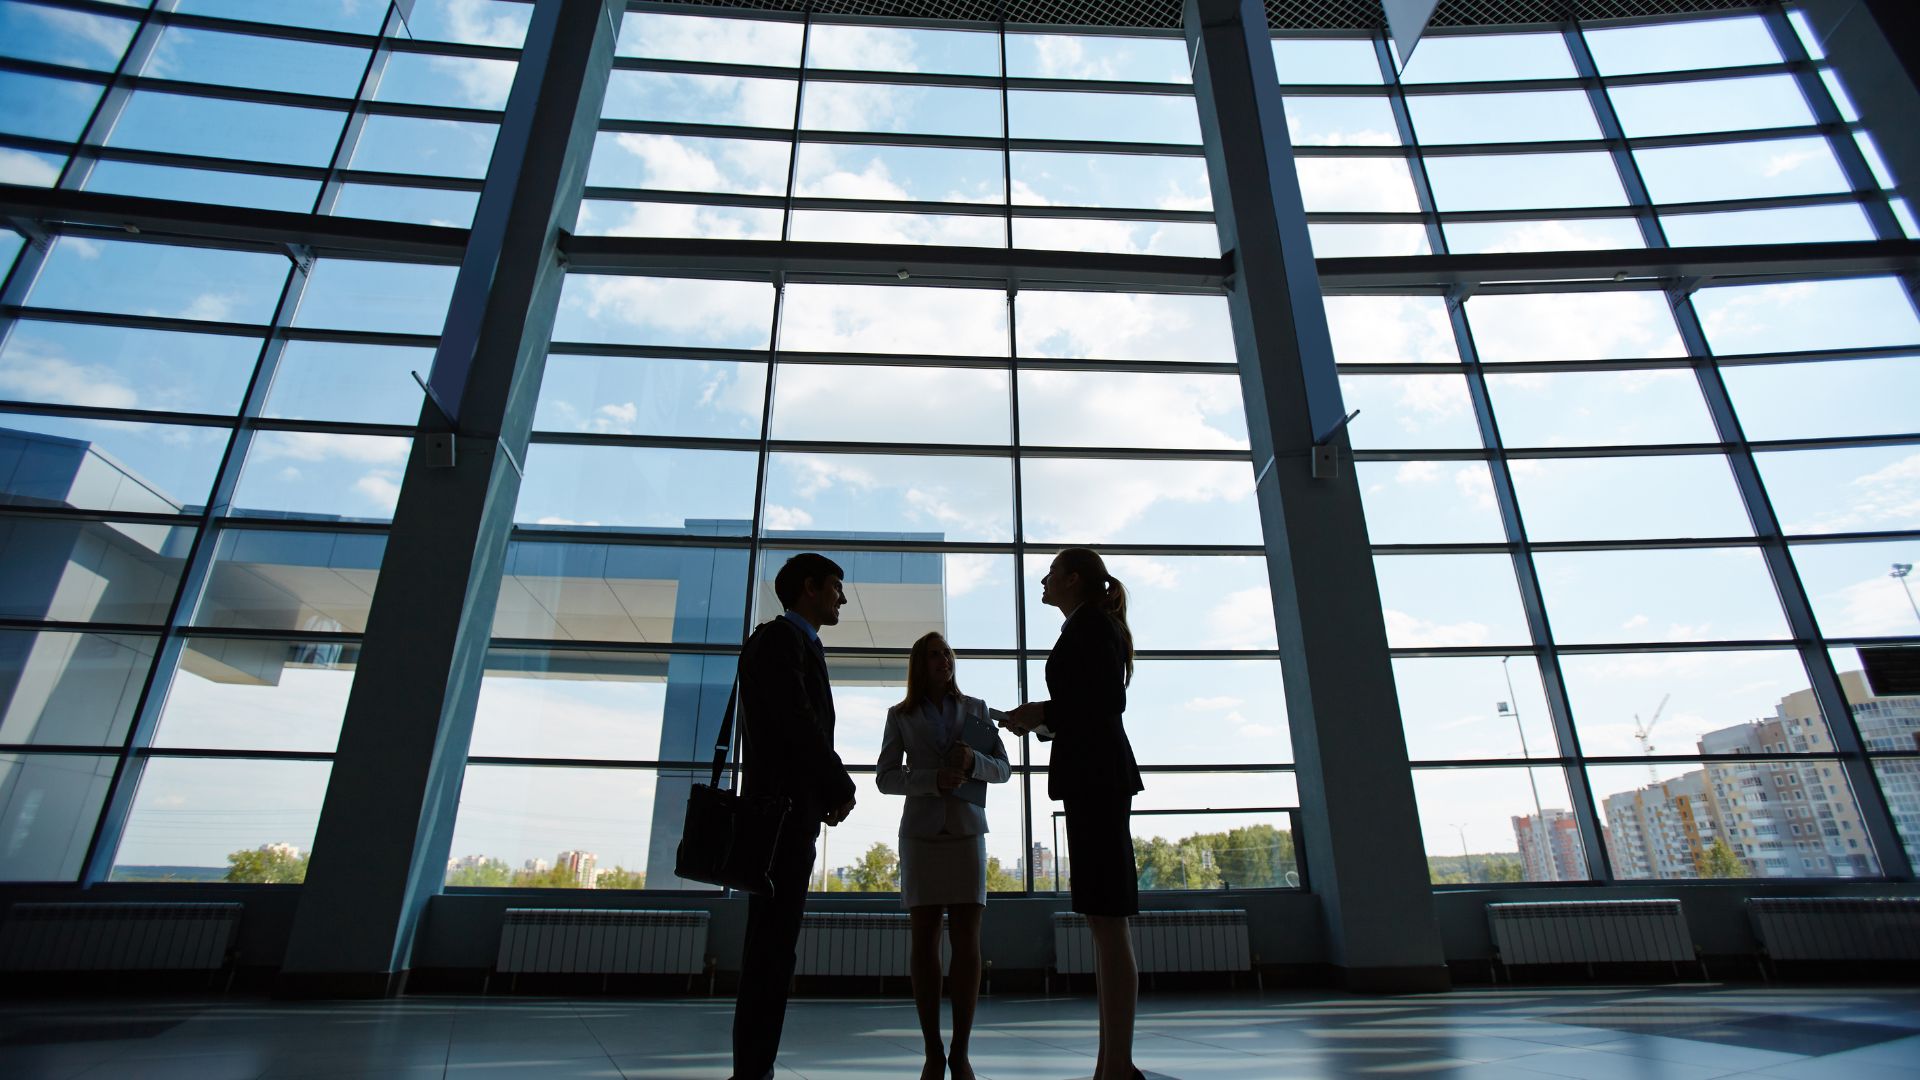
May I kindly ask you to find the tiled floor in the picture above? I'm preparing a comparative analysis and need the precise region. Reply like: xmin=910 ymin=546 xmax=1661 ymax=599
xmin=0 ymin=984 xmax=1915 ymax=1080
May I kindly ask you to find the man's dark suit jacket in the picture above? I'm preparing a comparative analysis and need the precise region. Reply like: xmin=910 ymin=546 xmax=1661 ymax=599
xmin=738 ymin=615 xmax=856 ymax=823
xmin=1037 ymin=606 xmax=1144 ymax=803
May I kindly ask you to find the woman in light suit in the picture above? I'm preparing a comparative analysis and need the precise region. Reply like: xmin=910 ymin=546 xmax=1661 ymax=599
xmin=877 ymin=631 xmax=1011 ymax=1080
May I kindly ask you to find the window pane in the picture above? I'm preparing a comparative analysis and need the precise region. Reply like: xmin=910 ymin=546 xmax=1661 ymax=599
xmin=1374 ymin=554 xmax=1532 ymax=649
xmin=1022 ymin=458 xmax=1257 ymax=545
xmin=1510 ymin=456 xmax=1752 ymax=542
xmin=588 ymin=132 xmax=790 ymax=196
xmin=330 ymin=183 xmax=479 ymax=228
xmin=1413 ymin=766 xmax=1588 ymax=883
xmin=1009 ymin=91 xmax=1198 ymax=144
xmin=0 ymin=515 xmax=190 ymax=625
xmin=473 ymin=649 xmax=738 ymax=764
xmin=1284 ymin=97 xmax=1399 ymax=146
xmin=1636 ymin=138 xmax=1848 ymax=204
xmin=27 ymin=237 xmax=289 ymax=325
xmin=264 ymin=342 xmax=434 ymax=426
xmin=1693 ymin=278 xmax=1920 ymax=355
xmin=755 ymin=548 xmax=1016 ymax=651
xmin=0 ymin=71 xmax=104 ymax=141
xmin=1758 ymin=445 xmax=1920 ymax=536
xmin=1584 ymin=16 xmax=1780 ymax=76
xmin=1271 ymin=38 xmax=1382 ymax=85
xmin=617 ymin=12 xmax=804 ymax=68
xmin=495 ymin=540 xmax=748 ymax=645
xmin=807 ymin=24 xmax=1000 ymax=77
xmin=0 ymin=414 xmax=228 ymax=514
xmin=1019 ymin=370 xmax=1246 ymax=450
xmin=446 ymin=764 xmax=683 ymax=889
xmin=1358 ymin=461 xmax=1506 ymax=544
xmin=350 ymin=116 xmax=497 ymax=179
xmin=1308 ymin=223 xmax=1430 ymax=258
xmin=111 ymin=757 xmax=331 ymax=883
xmin=0 ymin=753 xmax=113 ymax=882
xmin=781 ymin=284 xmax=1008 ymax=357
xmin=1006 ymin=33 xmax=1189 ymax=83
xmin=795 ymin=143 xmax=1002 ymax=204
xmin=790 ymin=209 xmax=1006 ymax=248
xmin=1467 ymin=291 xmax=1684 ymax=363
xmin=536 ymin=355 xmax=766 ymax=440
xmin=553 ymin=275 xmax=775 ymax=350
xmin=1407 ymin=91 xmax=1599 ymax=145
xmin=576 ymin=200 xmax=784 ymax=241
xmin=291 ymin=259 xmax=455 ymax=335
xmin=1295 ymin=157 xmax=1420 ymax=212
xmin=86 ymin=161 xmax=321 ymax=213
xmin=141 ymin=26 xmax=367 ymax=96
xmin=109 ymin=92 xmax=345 ymax=167
xmin=1563 ymin=649 xmax=1825 ymax=759
xmin=1395 ymin=655 xmax=1555 ymax=762
xmin=1870 ymin=758 xmax=1920 ymax=873
xmin=1018 ymin=291 xmax=1231 ymax=363
xmin=1424 ymin=153 xmax=1627 ymax=212
xmin=1723 ymin=357 xmax=1920 ymax=440
xmin=1443 ymin=218 xmax=1646 ymax=254
xmin=1 ymin=4 xmax=137 ymax=71
xmin=821 ymin=768 xmax=1025 ymax=894
xmin=1486 ymin=369 xmax=1716 ymax=447
xmin=154 ymin=637 xmax=357 ymax=753
xmin=1339 ymin=374 xmax=1483 ymax=451
xmin=1399 ymin=33 xmax=1575 ymax=83
xmin=232 ymin=432 xmax=411 ymax=522
xmin=1023 ymin=554 xmax=1275 ymax=651
xmin=1660 ymin=205 xmax=1875 ymax=247
xmin=1122 ymin=659 xmax=1291 ymax=766
xmin=516 ymin=445 xmax=758 ymax=531
xmin=764 ymin=452 xmax=1013 ymax=543
xmin=372 ymin=52 xmax=517 ymax=111
xmin=1533 ymin=548 xmax=1790 ymax=644
xmin=1323 ymin=295 xmax=1456 ymax=364
xmin=1789 ymin=538 xmax=1920 ymax=638
xmin=603 ymin=71 xmax=797 ymax=128
xmin=0 ymin=146 xmax=64 ymax=186
xmin=1011 ymin=151 xmax=1211 ymax=211
xmin=174 ymin=0 xmax=385 ymax=35
xmin=774 ymin=364 xmax=1007 ymax=445
xmin=0 ymin=630 xmax=156 ymax=748
xmin=1608 ymin=75 xmax=1814 ymax=138
xmin=192 ymin=529 xmax=385 ymax=633
xmin=809 ymin=83 xmax=1001 ymax=138
xmin=401 ymin=0 xmax=530 ymax=48
xmin=1115 ymin=805 xmax=1302 ymax=892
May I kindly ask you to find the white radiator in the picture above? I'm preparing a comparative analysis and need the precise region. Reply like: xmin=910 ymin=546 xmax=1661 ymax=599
xmin=1748 ymin=897 xmax=1920 ymax=962
xmin=0 ymin=902 xmax=241 ymax=972
xmin=495 ymin=909 xmax=708 ymax=975
xmin=795 ymin=912 xmax=948 ymax=977
xmin=1053 ymin=910 xmax=1251 ymax=976
xmin=1488 ymin=900 xmax=1696 ymax=969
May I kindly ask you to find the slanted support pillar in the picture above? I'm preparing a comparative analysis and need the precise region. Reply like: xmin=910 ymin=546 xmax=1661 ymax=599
xmin=278 ymin=0 xmax=625 ymax=998
xmin=1184 ymin=0 xmax=1447 ymax=991
xmin=1792 ymin=0 xmax=1920 ymax=220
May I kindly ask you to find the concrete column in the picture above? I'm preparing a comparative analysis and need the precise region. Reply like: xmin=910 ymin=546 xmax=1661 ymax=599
xmin=278 ymin=0 xmax=624 ymax=997
xmin=1183 ymin=0 xmax=1447 ymax=990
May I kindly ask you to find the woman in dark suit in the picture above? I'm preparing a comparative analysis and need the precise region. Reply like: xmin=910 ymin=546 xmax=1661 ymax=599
xmin=1002 ymin=547 xmax=1143 ymax=1080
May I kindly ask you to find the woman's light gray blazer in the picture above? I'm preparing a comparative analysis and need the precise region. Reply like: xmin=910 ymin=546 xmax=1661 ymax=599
xmin=875 ymin=695 xmax=1012 ymax=838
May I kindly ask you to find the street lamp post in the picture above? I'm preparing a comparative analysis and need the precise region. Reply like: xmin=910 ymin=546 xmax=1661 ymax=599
xmin=1502 ymin=655 xmax=1553 ymax=881
xmin=1452 ymin=823 xmax=1476 ymax=883
xmin=1894 ymin=563 xmax=1919 ymax=625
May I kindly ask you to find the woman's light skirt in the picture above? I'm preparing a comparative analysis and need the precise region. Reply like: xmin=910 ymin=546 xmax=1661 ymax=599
xmin=898 ymin=832 xmax=987 ymax=908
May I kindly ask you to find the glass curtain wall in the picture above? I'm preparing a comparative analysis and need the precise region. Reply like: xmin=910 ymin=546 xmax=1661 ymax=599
xmin=0 ymin=0 xmax=519 ymax=883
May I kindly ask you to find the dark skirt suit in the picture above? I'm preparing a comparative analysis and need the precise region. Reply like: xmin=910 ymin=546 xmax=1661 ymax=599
xmin=1036 ymin=606 xmax=1144 ymax=917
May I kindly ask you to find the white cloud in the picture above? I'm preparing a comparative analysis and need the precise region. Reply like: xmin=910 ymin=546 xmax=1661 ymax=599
xmin=1383 ymin=609 xmax=1490 ymax=648
xmin=762 ymin=505 xmax=814 ymax=530
xmin=25 ymin=6 xmax=131 ymax=61
xmin=1395 ymin=460 xmax=1442 ymax=485
xmin=254 ymin=432 xmax=409 ymax=465
xmin=0 ymin=149 xmax=59 ymax=187
xmin=1830 ymin=572 xmax=1920 ymax=637
xmin=1466 ymin=292 xmax=1684 ymax=364
xmin=354 ymin=473 xmax=401 ymax=512
xmin=0 ymin=353 xmax=139 ymax=409
xmin=1018 ymin=370 xmax=1245 ymax=451
xmin=1104 ymin=555 xmax=1182 ymax=590
xmin=180 ymin=293 xmax=238 ymax=323
xmin=1763 ymin=149 xmax=1822 ymax=178
xmin=805 ymin=25 xmax=922 ymax=73
xmin=1779 ymin=453 xmax=1920 ymax=534
xmin=1025 ymin=458 xmax=1251 ymax=541
xmin=945 ymin=553 xmax=999 ymax=598
xmin=1323 ymin=296 xmax=1456 ymax=365
xmin=571 ymin=275 xmax=772 ymax=347
xmin=1205 ymin=587 xmax=1277 ymax=649
xmin=1026 ymin=37 xmax=1120 ymax=81
xmin=428 ymin=55 xmax=517 ymax=109
xmin=1453 ymin=465 xmax=1496 ymax=510
xmin=1294 ymin=158 xmax=1420 ymax=213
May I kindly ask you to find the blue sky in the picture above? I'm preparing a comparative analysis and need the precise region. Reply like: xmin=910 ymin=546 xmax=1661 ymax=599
xmin=1 ymin=3 xmax=1917 ymax=881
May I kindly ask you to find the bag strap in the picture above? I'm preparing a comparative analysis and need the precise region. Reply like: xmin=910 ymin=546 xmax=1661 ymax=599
xmin=709 ymin=679 xmax=739 ymax=789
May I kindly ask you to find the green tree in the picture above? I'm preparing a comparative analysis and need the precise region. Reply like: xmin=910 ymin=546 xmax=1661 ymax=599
xmin=597 ymin=866 xmax=646 ymax=890
xmin=444 ymin=859 xmax=514 ymax=887
xmin=225 ymin=845 xmax=310 ymax=884
xmin=985 ymin=856 xmax=1022 ymax=892
xmin=1482 ymin=855 xmax=1524 ymax=882
xmin=847 ymin=842 xmax=899 ymax=892
xmin=1695 ymin=837 xmax=1747 ymax=879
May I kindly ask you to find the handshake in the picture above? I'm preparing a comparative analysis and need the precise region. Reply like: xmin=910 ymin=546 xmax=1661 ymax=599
xmin=994 ymin=701 xmax=1045 ymax=737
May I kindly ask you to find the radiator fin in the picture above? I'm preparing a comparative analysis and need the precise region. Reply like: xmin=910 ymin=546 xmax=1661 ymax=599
xmin=1052 ymin=910 xmax=1251 ymax=975
xmin=1748 ymin=897 xmax=1920 ymax=962
xmin=495 ymin=909 xmax=708 ymax=975
xmin=793 ymin=912 xmax=948 ymax=977
xmin=1487 ymin=900 xmax=1694 ymax=966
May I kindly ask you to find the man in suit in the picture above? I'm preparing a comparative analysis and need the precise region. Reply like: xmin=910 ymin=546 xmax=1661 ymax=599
xmin=731 ymin=552 xmax=858 ymax=1080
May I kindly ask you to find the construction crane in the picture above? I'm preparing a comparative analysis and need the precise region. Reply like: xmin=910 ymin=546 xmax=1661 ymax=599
xmin=1634 ymin=693 xmax=1671 ymax=784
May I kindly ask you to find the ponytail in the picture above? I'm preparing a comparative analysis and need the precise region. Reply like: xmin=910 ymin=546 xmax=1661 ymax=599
xmin=1057 ymin=547 xmax=1135 ymax=686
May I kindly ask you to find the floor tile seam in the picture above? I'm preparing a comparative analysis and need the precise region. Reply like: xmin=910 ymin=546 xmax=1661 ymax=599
xmin=1144 ymin=1029 xmax=1270 ymax=1058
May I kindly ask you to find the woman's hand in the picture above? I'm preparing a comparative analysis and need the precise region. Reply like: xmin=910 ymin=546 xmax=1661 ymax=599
xmin=1000 ymin=701 xmax=1044 ymax=735
xmin=944 ymin=742 xmax=975 ymax=775
xmin=936 ymin=767 xmax=965 ymax=793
